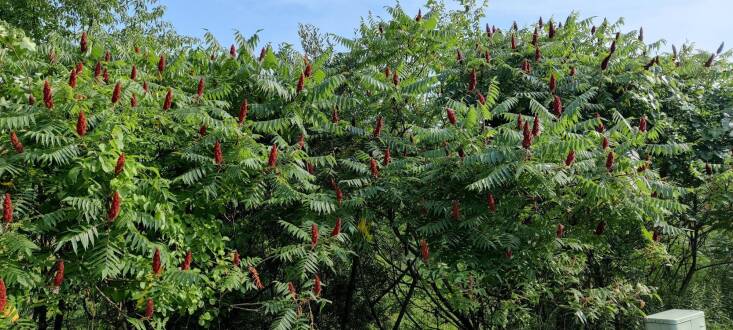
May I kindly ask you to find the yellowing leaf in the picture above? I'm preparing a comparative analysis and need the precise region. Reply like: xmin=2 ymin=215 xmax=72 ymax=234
xmin=2 ymin=303 xmax=20 ymax=322
xmin=357 ymin=218 xmax=372 ymax=241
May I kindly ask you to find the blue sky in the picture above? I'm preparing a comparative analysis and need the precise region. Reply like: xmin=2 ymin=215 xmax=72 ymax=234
xmin=159 ymin=0 xmax=731 ymax=53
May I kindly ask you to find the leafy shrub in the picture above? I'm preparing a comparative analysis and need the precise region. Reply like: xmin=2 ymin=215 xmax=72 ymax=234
xmin=0 ymin=2 xmax=732 ymax=329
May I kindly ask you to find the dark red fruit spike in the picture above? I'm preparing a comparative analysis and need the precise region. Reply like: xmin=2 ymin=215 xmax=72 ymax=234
xmin=446 ymin=108 xmax=457 ymax=125
xmin=268 ymin=144 xmax=278 ymax=168
xmin=639 ymin=116 xmax=647 ymax=132
xmin=332 ymin=108 xmax=340 ymax=123
xmin=517 ymin=114 xmax=523 ymax=130
xmin=288 ymin=282 xmax=298 ymax=300
xmin=370 ymin=158 xmax=379 ymax=177
xmin=565 ymin=150 xmax=575 ymax=166
xmin=3 ymin=193 xmax=12 ymax=223
xmin=468 ymin=69 xmax=477 ymax=91
xmin=373 ymin=116 xmax=383 ymax=138
xmin=296 ymin=73 xmax=305 ymax=94
xmin=331 ymin=218 xmax=341 ymax=237
xmin=239 ymin=99 xmax=249 ymax=125
xmin=248 ymin=266 xmax=264 ymax=289
xmin=115 ymin=153 xmax=126 ymax=175
xmin=601 ymin=54 xmax=611 ymax=70
xmin=553 ymin=95 xmax=563 ymax=117
xmin=259 ymin=47 xmax=266 ymax=61
xmin=522 ymin=122 xmax=532 ymax=149
xmin=53 ymin=260 xmax=65 ymax=288
xmin=420 ymin=239 xmax=429 ymax=263
xmin=451 ymin=200 xmax=460 ymax=220
xmin=145 ymin=298 xmax=154 ymax=319
xmin=10 ymin=132 xmax=23 ymax=153
xmin=163 ymin=88 xmax=173 ymax=110
xmin=311 ymin=223 xmax=319 ymax=248
xmin=606 ymin=152 xmax=614 ymax=172
xmin=594 ymin=221 xmax=606 ymax=235
xmin=152 ymin=248 xmax=162 ymax=275
xmin=68 ymin=69 xmax=77 ymax=88
xmin=181 ymin=250 xmax=192 ymax=270
xmin=43 ymin=80 xmax=53 ymax=109
xmin=556 ymin=223 xmax=565 ymax=238
xmin=313 ymin=275 xmax=322 ymax=296
xmin=549 ymin=74 xmax=556 ymax=94
xmin=0 ymin=278 xmax=6 ymax=312
xmin=197 ymin=78 xmax=205 ymax=97
xmin=477 ymin=91 xmax=485 ymax=105
xmin=80 ymin=32 xmax=88 ymax=53
xmin=532 ymin=114 xmax=540 ymax=136
xmin=638 ymin=27 xmax=644 ymax=42
xmin=108 ymin=191 xmax=121 ymax=222
xmin=214 ymin=140 xmax=223 ymax=165
xmin=76 ymin=111 xmax=87 ymax=136
xmin=158 ymin=54 xmax=166 ymax=74
xmin=548 ymin=22 xmax=555 ymax=38
xmin=112 ymin=82 xmax=121 ymax=103
xmin=596 ymin=113 xmax=605 ymax=133
xmin=704 ymin=54 xmax=715 ymax=68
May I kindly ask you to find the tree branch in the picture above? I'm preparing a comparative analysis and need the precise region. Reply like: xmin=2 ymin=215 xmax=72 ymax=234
xmin=392 ymin=262 xmax=419 ymax=330
xmin=695 ymin=260 xmax=733 ymax=272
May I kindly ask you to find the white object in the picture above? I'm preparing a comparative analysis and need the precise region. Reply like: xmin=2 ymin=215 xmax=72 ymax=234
xmin=645 ymin=309 xmax=706 ymax=330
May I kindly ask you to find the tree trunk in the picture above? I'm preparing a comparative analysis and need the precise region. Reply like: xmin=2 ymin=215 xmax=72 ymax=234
xmin=340 ymin=255 xmax=359 ymax=330
xmin=35 ymin=305 xmax=48 ymax=330
xmin=393 ymin=269 xmax=418 ymax=330
xmin=53 ymin=300 xmax=65 ymax=330
xmin=679 ymin=228 xmax=699 ymax=293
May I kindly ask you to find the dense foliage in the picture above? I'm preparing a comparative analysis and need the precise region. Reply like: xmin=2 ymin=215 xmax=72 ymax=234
xmin=0 ymin=1 xmax=732 ymax=329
